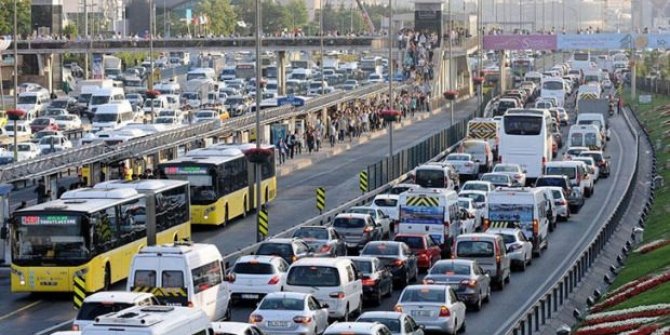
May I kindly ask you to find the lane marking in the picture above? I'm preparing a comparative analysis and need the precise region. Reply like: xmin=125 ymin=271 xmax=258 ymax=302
xmin=0 ymin=300 xmax=42 ymax=322
xmin=34 ymin=319 xmax=72 ymax=335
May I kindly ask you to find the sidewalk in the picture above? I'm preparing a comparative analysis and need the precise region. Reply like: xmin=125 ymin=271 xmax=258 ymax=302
xmin=276 ymin=95 xmax=472 ymax=177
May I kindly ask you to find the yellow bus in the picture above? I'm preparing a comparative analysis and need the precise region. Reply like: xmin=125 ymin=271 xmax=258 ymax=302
xmin=158 ymin=143 xmax=277 ymax=226
xmin=10 ymin=180 xmax=191 ymax=293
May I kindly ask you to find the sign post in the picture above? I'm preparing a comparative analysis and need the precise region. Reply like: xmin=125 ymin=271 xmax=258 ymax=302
xmin=316 ymin=187 xmax=326 ymax=214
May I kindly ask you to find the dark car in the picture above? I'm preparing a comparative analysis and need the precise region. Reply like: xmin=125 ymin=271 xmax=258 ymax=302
xmin=360 ymin=241 xmax=418 ymax=287
xmin=255 ymin=238 xmax=312 ymax=264
xmin=332 ymin=213 xmax=384 ymax=252
xmin=291 ymin=226 xmax=346 ymax=257
xmin=579 ymin=150 xmax=610 ymax=178
xmin=393 ymin=234 xmax=442 ymax=271
xmin=535 ymin=175 xmax=584 ymax=213
xmin=345 ymin=256 xmax=393 ymax=306
xmin=423 ymin=259 xmax=491 ymax=310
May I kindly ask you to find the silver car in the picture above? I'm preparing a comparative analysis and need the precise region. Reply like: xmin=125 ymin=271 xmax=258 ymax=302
xmin=487 ymin=228 xmax=533 ymax=271
xmin=423 ymin=259 xmax=492 ymax=311
xmin=357 ymin=311 xmax=425 ymax=335
xmin=395 ymin=285 xmax=467 ymax=334
xmin=444 ymin=153 xmax=479 ymax=180
xmin=250 ymin=292 xmax=330 ymax=335
xmin=347 ymin=206 xmax=392 ymax=239
xmin=492 ymin=163 xmax=527 ymax=187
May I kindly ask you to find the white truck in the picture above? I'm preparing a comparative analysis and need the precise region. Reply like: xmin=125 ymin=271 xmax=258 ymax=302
xmin=398 ymin=188 xmax=461 ymax=257
xmin=103 ymin=55 xmax=123 ymax=80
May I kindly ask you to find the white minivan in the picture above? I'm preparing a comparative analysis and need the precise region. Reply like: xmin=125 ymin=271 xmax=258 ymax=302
xmin=284 ymin=257 xmax=363 ymax=321
xmin=567 ymin=124 xmax=604 ymax=150
xmin=82 ymin=305 xmax=212 ymax=335
xmin=91 ymin=101 xmax=135 ymax=133
xmin=88 ymin=87 xmax=125 ymax=114
xmin=128 ymin=242 xmax=232 ymax=321
xmin=545 ymin=161 xmax=594 ymax=197
xmin=17 ymin=91 xmax=50 ymax=120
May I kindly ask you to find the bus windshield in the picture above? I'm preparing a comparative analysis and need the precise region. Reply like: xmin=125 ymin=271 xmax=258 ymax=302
xmin=504 ymin=115 xmax=543 ymax=136
xmin=12 ymin=213 xmax=89 ymax=264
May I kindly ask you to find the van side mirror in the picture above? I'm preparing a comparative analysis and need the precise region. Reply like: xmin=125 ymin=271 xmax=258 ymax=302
xmin=0 ymin=226 xmax=8 ymax=240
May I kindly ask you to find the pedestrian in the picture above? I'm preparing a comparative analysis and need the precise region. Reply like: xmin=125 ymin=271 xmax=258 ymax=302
xmin=17 ymin=201 xmax=27 ymax=210
xmin=286 ymin=134 xmax=295 ymax=159
xmin=35 ymin=180 xmax=46 ymax=204
xmin=306 ymin=129 xmax=315 ymax=154
xmin=276 ymin=137 xmax=286 ymax=164
xmin=329 ymin=121 xmax=337 ymax=147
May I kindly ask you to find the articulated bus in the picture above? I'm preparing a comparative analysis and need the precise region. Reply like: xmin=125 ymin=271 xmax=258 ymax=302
xmin=158 ymin=144 xmax=277 ymax=226
xmin=499 ymin=109 xmax=553 ymax=182
xmin=10 ymin=181 xmax=191 ymax=293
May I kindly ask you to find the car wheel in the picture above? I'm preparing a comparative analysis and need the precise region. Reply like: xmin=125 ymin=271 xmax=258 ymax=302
xmin=459 ymin=319 xmax=467 ymax=333
xmin=473 ymin=291 xmax=483 ymax=311
xmin=483 ymin=285 xmax=491 ymax=303
xmin=342 ymin=305 xmax=349 ymax=322
xmin=527 ymin=252 xmax=532 ymax=266
xmin=355 ymin=296 xmax=363 ymax=316
xmin=497 ymin=277 xmax=505 ymax=291
xmin=374 ymin=288 xmax=382 ymax=306
xmin=520 ymin=258 xmax=526 ymax=272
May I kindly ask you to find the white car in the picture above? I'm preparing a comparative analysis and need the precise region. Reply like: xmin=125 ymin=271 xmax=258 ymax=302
xmin=367 ymin=74 xmax=384 ymax=83
xmin=357 ymin=311 xmax=426 ymax=335
xmin=572 ymin=156 xmax=600 ymax=182
xmin=370 ymin=194 xmax=400 ymax=228
xmin=192 ymin=110 xmax=220 ymax=123
xmin=444 ymin=153 xmax=479 ymax=180
xmin=54 ymin=114 xmax=82 ymax=130
xmin=457 ymin=197 xmax=480 ymax=233
xmin=346 ymin=206 xmax=392 ymax=239
xmin=4 ymin=123 xmax=31 ymax=137
xmin=537 ymin=186 xmax=570 ymax=221
xmin=460 ymin=180 xmax=495 ymax=193
xmin=158 ymin=109 xmax=185 ymax=124
xmin=229 ymin=255 xmax=289 ymax=304
xmin=486 ymin=228 xmax=533 ymax=271
xmin=38 ymin=134 xmax=72 ymax=150
xmin=324 ymin=322 xmax=392 ymax=335
xmin=394 ymin=285 xmax=467 ymax=334
xmin=211 ymin=322 xmax=266 ymax=335
xmin=10 ymin=142 xmax=40 ymax=161
xmin=72 ymin=291 xmax=158 ymax=331
xmin=492 ymin=163 xmax=527 ymax=187
xmin=250 ymin=292 xmax=330 ymax=335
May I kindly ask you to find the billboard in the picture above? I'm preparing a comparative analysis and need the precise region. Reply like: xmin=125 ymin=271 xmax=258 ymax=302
xmin=414 ymin=2 xmax=442 ymax=47
xmin=483 ymin=35 xmax=557 ymax=50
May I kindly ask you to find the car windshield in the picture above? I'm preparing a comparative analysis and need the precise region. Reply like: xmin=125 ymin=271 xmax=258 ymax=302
xmin=90 ymin=96 xmax=110 ymax=105
xmin=461 ymin=193 xmax=485 ymax=203
xmin=226 ymin=97 xmax=244 ymax=105
xmin=494 ymin=165 xmax=518 ymax=172
xmin=458 ymin=200 xmax=471 ymax=208
xmin=457 ymin=240 xmax=494 ymax=257
xmin=394 ymin=236 xmax=424 ymax=249
xmin=400 ymin=287 xmax=446 ymax=303
xmin=45 ymin=109 xmax=64 ymax=116
xmin=38 ymin=136 xmax=61 ymax=145
xmin=50 ymin=101 xmax=68 ymax=108
xmin=196 ymin=112 xmax=215 ymax=118
xmin=430 ymin=262 xmax=471 ymax=275
xmin=333 ymin=217 xmax=366 ymax=228
xmin=257 ymin=243 xmax=292 ymax=257
xmin=462 ymin=183 xmax=488 ymax=192
xmin=76 ymin=302 xmax=134 ymax=321
xmin=357 ymin=318 xmax=401 ymax=332
xmin=482 ymin=174 xmax=509 ymax=184
xmin=233 ymin=262 xmax=274 ymax=275
xmin=536 ymin=178 xmax=566 ymax=187
xmin=92 ymin=114 xmax=118 ymax=122
xmin=350 ymin=260 xmax=372 ymax=274
xmin=155 ymin=118 xmax=174 ymax=124
xmin=415 ymin=170 xmax=445 ymax=188
xmin=286 ymin=266 xmax=340 ymax=286
xmin=259 ymin=297 xmax=304 ymax=311
xmin=546 ymin=166 xmax=576 ymax=179
xmin=293 ymin=227 xmax=329 ymax=240
xmin=389 ymin=186 xmax=413 ymax=195
xmin=18 ymin=96 xmax=37 ymax=104
xmin=362 ymin=243 xmax=399 ymax=256
xmin=499 ymin=233 xmax=517 ymax=244
xmin=374 ymin=198 xmax=397 ymax=207
xmin=32 ymin=119 xmax=50 ymax=125
xmin=447 ymin=155 xmax=469 ymax=161
xmin=55 ymin=115 xmax=75 ymax=121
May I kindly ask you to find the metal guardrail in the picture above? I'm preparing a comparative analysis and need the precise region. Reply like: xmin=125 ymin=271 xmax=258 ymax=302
xmin=0 ymin=83 xmax=391 ymax=183
xmin=501 ymin=106 xmax=641 ymax=335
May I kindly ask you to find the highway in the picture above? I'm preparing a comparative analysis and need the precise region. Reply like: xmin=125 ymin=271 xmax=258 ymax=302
xmin=0 ymin=95 xmax=481 ymax=334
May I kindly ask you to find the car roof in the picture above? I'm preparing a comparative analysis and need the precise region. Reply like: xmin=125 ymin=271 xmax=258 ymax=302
xmin=374 ymin=194 xmax=399 ymax=200
xmin=486 ymin=227 xmax=522 ymax=235
xmin=292 ymin=257 xmax=352 ymax=267
xmin=326 ymin=322 xmax=385 ymax=333
xmin=459 ymin=190 xmax=488 ymax=196
xmin=264 ymin=238 xmax=300 ymax=244
xmin=83 ymin=291 xmax=154 ymax=304
xmin=236 ymin=255 xmax=283 ymax=264
xmin=358 ymin=311 xmax=405 ymax=319
xmin=335 ymin=213 xmax=371 ymax=219
xmin=458 ymin=233 xmax=501 ymax=240
xmin=262 ymin=291 xmax=310 ymax=300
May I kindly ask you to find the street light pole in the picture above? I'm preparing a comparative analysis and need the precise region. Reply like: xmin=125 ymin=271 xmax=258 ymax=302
xmin=479 ymin=0 xmax=483 ymax=113
xmin=449 ymin=0 xmax=454 ymax=125
xmin=84 ymin=0 xmax=89 ymax=80
xmin=149 ymin=0 xmax=155 ymax=122
xmin=255 ymin=0 xmax=263 ymax=243
xmin=13 ymin=0 xmax=18 ymax=162
xmin=387 ymin=0 xmax=393 ymax=177
xmin=320 ymin=0 xmax=325 ymax=97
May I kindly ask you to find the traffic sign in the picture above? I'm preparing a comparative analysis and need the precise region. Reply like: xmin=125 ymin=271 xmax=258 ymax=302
xmin=73 ymin=273 xmax=87 ymax=310
xmin=316 ymin=187 xmax=326 ymax=213
xmin=258 ymin=206 xmax=269 ymax=238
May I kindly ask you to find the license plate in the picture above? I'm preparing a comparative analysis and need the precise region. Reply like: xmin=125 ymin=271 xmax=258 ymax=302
xmin=268 ymin=321 xmax=291 ymax=328
xmin=241 ymin=294 xmax=259 ymax=299
xmin=412 ymin=310 xmax=432 ymax=317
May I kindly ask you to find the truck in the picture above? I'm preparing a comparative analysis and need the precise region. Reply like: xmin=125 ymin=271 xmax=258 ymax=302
xmin=182 ymin=79 xmax=217 ymax=108
xmin=323 ymin=55 xmax=340 ymax=70
xmin=576 ymin=98 xmax=610 ymax=124
xmin=398 ymin=188 xmax=461 ymax=257
xmin=103 ymin=55 xmax=123 ymax=80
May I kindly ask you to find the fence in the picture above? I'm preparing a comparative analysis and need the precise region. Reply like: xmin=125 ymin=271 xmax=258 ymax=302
xmin=500 ymin=105 xmax=641 ymax=335
xmin=635 ymin=77 xmax=670 ymax=95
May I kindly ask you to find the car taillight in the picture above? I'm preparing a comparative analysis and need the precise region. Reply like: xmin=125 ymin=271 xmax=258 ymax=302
xmin=268 ymin=275 xmax=281 ymax=285
xmin=394 ymin=305 xmax=403 ymax=312
xmin=542 ymin=156 xmax=547 ymax=168
xmin=393 ymin=259 xmax=405 ymax=267
xmin=320 ymin=245 xmax=332 ymax=253
xmin=72 ymin=325 xmax=80 ymax=331
xmin=509 ymin=243 xmax=523 ymax=251
xmin=483 ymin=219 xmax=490 ymax=231
xmin=533 ymin=219 xmax=539 ymax=235
xmin=329 ymin=291 xmax=346 ymax=299
xmin=362 ymin=278 xmax=377 ymax=286
xmin=555 ymin=199 xmax=566 ymax=206
xmin=291 ymin=255 xmax=297 ymax=263
xmin=293 ymin=315 xmax=312 ymax=324
xmin=514 ymin=174 xmax=522 ymax=179
xmin=460 ymin=279 xmax=477 ymax=288
xmin=423 ymin=278 xmax=435 ymax=284
xmin=439 ymin=306 xmax=451 ymax=317
xmin=187 ymin=301 xmax=194 ymax=307
xmin=250 ymin=314 xmax=263 ymax=323
xmin=363 ymin=226 xmax=374 ymax=233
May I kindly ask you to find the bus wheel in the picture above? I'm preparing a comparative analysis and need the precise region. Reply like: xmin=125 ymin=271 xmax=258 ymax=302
xmin=265 ymin=187 xmax=269 ymax=204
xmin=173 ymin=234 xmax=179 ymax=242
xmin=224 ymin=205 xmax=229 ymax=226
xmin=242 ymin=197 xmax=248 ymax=218
xmin=103 ymin=264 xmax=111 ymax=291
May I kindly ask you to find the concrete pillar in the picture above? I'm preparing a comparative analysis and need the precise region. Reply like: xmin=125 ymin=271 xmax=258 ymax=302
xmin=277 ymin=51 xmax=287 ymax=96
xmin=44 ymin=55 xmax=53 ymax=93
xmin=321 ymin=107 xmax=328 ymax=126
xmin=499 ymin=50 xmax=508 ymax=95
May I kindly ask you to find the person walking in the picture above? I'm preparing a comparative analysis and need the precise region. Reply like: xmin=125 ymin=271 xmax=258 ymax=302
xmin=306 ymin=129 xmax=315 ymax=154
xmin=329 ymin=121 xmax=337 ymax=147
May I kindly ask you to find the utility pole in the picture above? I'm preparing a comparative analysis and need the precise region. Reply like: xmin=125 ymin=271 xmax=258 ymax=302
xmin=254 ymin=0 xmax=263 ymax=242
xmin=13 ymin=0 xmax=18 ymax=162
xmin=84 ymin=0 xmax=89 ymax=80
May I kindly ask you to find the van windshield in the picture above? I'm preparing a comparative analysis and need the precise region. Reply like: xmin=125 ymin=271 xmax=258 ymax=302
xmin=488 ymin=203 xmax=534 ymax=222
xmin=90 ymin=96 xmax=110 ymax=105
xmin=585 ymin=133 xmax=598 ymax=146
xmin=76 ymin=302 xmax=134 ymax=321
xmin=287 ymin=266 xmax=340 ymax=286
xmin=92 ymin=114 xmax=119 ymax=122
xmin=415 ymin=170 xmax=445 ymax=188
xmin=457 ymin=240 xmax=494 ymax=257
xmin=546 ymin=166 xmax=576 ymax=179
xmin=570 ymin=133 xmax=583 ymax=146
xmin=333 ymin=217 xmax=366 ymax=228
xmin=18 ymin=96 xmax=37 ymax=104
xmin=373 ymin=198 xmax=397 ymax=207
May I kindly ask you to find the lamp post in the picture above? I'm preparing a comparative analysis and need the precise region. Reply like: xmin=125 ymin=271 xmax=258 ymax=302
xmin=13 ymin=0 xmax=18 ymax=162
xmin=255 ymin=0 xmax=263 ymax=243
xmin=320 ymin=0 xmax=325 ymax=97
xmin=449 ymin=0 xmax=454 ymax=125
xmin=149 ymin=0 xmax=155 ymax=123
xmin=84 ymin=0 xmax=89 ymax=79
xmin=388 ymin=0 xmax=394 ymax=172
xmin=479 ymin=0 xmax=484 ymax=112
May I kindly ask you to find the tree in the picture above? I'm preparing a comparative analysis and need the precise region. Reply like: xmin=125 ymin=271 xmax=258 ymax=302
xmin=232 ymin=0 xmax=255 ymax=35
xmin=196 ymin=0 xmax=237 ymax=36
xmin=63 ymin=24 xmax=78 ymax=39
xmin=285 ymin=0 xmax=308 ymax=30
xmin=261 ymin=0 xmax=291 ymax=34
xmin=0 ymin=0 xmax=31 ymax=37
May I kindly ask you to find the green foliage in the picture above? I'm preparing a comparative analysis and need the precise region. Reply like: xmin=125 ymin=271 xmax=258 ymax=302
xmin=196 ymin=0 xmax=237 ymax=36
xmin=285 ymin=0 xmax=308 ymax=29
xmin=63 ymin=24 xmax=78 ymax=38
xmin=0 ymin=0 xmax=31 ymax=37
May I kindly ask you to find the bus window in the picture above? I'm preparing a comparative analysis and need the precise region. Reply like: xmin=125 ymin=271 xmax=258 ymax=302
xmin=503 ymin=115 xmax=542 ymax=135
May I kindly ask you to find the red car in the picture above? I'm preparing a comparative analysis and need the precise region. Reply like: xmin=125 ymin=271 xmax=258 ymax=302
xmin=30 ymin=117 xmax=59 ymax=133
xmin=393 ymin=233 xmax=442 ymax=271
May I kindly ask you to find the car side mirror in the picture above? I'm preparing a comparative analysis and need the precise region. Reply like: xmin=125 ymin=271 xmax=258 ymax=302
xmin=321 ymin=303 xmax=329 ymax=309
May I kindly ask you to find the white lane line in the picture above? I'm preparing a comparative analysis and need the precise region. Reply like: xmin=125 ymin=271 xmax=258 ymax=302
xmin=0 ymin=300 xmax=42 ymax=322
xmin=34 ymin=319 xmax=72 ymax=335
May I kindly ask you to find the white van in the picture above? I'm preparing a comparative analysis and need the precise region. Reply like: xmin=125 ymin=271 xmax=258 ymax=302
xmin=284 ymin=257 xmax=363 ymax=321
xmin=92 ymin=101 xmax=135 ymax=133
xmin=89 ymin=87 xmax=125 ymax=114
xmin=568 ymin=124 xmax=604 ymax=150
xmin=290 ymin=68 xmax=313 ymax=81
xmin=545 ymin=161 xmax=594 ymax=197
xmin=143 ymin=96 xmax=170 ymax=117
xmin=82 ymin=305 xmax=212 ymax=335
xmin=127 ymin=242 xmax=232 ymax=321
xmin=576 ymin=113 xmax=610 ymax=140
xmin=72 ymin=291 xmax=158 ymax=331
xmin=398 ymin=188 xmax=461 ymax=254
xmin=17 ymin=91 xmax=50 ymax=120
xmin=411 ymin=162 xmax=459 ymax=190
xmin=483 ymin=187 xmax=550 ymax=255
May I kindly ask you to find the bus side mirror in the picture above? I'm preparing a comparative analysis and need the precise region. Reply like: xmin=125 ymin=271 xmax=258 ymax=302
xmin=0 ymin=226 xmax=7 ymax=240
